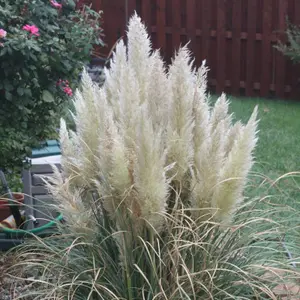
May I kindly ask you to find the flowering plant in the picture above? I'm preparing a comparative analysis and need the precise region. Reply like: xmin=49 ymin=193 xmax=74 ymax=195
xmin=0 ymin=29 xmax=7 ymax=38
xmin=50 ymin=0 xmax=62 ymax=9
xmin=0 ymin=0 xmax=103 ymax=171
xmin=57 ymin=79 xmax=73 ymax=96
xmin=22 ymin=24 xmax=40 ymax=36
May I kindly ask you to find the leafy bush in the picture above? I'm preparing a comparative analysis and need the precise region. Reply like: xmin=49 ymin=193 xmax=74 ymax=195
xmin=276 ymin=20 xmax=300 ymax=63
xmin=0 ymin=0 xmax=103 ymax=171
xmin=8 ymin=14 xmax=300 ymax=299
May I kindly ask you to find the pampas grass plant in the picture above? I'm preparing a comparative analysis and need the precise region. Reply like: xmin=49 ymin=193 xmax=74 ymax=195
xmin=6 ymin=13 xmax=300 ymax=300
xmin=58 ymin=13 xmax=258 ymax=228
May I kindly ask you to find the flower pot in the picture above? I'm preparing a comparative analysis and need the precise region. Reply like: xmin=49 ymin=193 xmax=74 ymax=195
xmin=0 ymin=193 xmax=24 ymax=222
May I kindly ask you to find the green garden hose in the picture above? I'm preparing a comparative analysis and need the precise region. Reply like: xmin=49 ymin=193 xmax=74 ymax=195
xmin=0 ymin=213 xmax=63 ymax=236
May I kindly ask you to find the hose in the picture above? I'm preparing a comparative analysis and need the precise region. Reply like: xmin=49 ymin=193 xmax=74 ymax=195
xmin=0 ymin=213 xmax=63 ymax=236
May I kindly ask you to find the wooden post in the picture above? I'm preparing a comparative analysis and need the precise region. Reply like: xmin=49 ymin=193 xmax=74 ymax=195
xmin=246 ymin=0 xmax=257 ymax=97
xmin=172 ymin=0 xmax=181 ymax=49
xmin=216 ymin=0 xmax=226 ymax=94
xmin=260 ymin=0 xmax=272 ymax=97
xmin=141 ymin=0 xmax=152 ymax=29
xmin=201 ymin=0 xmax=211 ymax=62
xmin=156 ymin=0 xmax=166 ymax=53
xmin=186 ymin=0 xmax=196 ymax=56
xmin=275 ymin=0 xmax=287 ymax=99
xmin=127 ymin=0 xmax=136 ymax=22
xmin=231 ymin=0 xmax=242 ymax=95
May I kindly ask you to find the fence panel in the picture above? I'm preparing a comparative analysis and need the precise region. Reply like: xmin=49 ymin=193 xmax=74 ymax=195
xmin=156 ymin=0 xmax=166 ymax=52
xmin=231 ymin=0 xmax=242 ymax=95
xmin=216 ymin=0 xmax=226 ymax=93
xmin=246 ymin=0 xmax=257 ymax=96
xmin=275 ymin=0 xmax=288 ymax=98
xmin=93 ymin=0 xmax=300 ymax=100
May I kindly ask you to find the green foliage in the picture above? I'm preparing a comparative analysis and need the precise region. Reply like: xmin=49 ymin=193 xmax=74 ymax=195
xmin=0 ymin=0 xmax=103 ymax=170
xmin=0 ymin=172 xmax=23 ymax=194
xmin=276 ymin=20 xmax=300 ymax=63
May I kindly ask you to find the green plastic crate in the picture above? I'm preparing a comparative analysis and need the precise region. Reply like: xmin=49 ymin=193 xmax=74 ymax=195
xmin=31 ymin=140 xmax=61 ymax=158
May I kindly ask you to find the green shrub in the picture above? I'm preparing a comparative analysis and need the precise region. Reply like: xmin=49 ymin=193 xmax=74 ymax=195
xmin=276 ymin=20 xmax=300 ymax=63
xmin=8 ymin=14 xmax=300 ymax=299
xmin=0 ymin=0 xmax=103 ymax=171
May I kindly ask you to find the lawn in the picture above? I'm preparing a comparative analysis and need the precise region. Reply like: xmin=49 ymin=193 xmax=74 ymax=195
xmin=226 ymin=96 xmax=300 ymax=209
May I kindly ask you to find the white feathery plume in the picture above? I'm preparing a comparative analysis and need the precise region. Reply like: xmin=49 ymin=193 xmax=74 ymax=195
xmin=72 ymin=76 xmax=108 ymax=187
xmin=104 ymin=39 xmax=127 ymax=120
xmin=192 ymin=119 xmax=226 ymax=216
xmin=127 ymin=12 xmax=152 ymax=104
xmin=118 ymin=64 xmax=141 ymax=150
xmin=146 ymin=50 xmax=170 ymax=130
xmin=193 ymin=61 xmax=211 ymax=155
xmin=210 ymin=93 xmax=232 ymax=134
xmin=167 ymin=46 xmax=195 ymax=182
xmin=133 ymin=107 xmax=168 ymax=230
xmin=53 ymin=13 xmax=259 ymax=234
xmin=211 ymin=106 xmax=259 ymax=221
xmin=46 ymin=165 xmax=94 ymax=235
xmin=224 ymin=120 xmax=243 ymax=157
xmin=95 ymin=110 xmax=132 ymax=217
xmin=196 ymin=60 xmax=209 ymax=97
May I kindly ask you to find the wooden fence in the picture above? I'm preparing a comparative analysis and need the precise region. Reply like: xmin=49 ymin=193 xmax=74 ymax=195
xmin=89 ymin=0 xmax=300 ymax=100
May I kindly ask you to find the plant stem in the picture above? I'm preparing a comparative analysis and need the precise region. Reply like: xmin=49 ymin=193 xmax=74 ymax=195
xmin=123 ymin=233 xmax=133 ymax=300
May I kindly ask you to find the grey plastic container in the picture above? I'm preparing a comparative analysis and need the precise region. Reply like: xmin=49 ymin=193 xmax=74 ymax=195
xmin=0 ymin=164 xmax=61 ymax=251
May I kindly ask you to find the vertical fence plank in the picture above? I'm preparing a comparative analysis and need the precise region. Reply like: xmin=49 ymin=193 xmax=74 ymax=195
xmin=100 ymin=0 xmax=127 ymax=55
xmin=246 ymin=0 xmax=257 ymax=96
xmin=156 ymin=0 xmax=166 ymax=53
xmin=172 ymin=0 xmax=181 ymax=49
xmin=91 ymin=0 xmax=102 ymax=11
xmin=275 ymin=0 xmax=287 ymax=99
xmin=186 ymin=0 xmax=196 ymax=58
xmin=231 ymin=0 xmax=242 ymax=95
xmin=141 ymin=0 xmax=152 ymax=29
xmin=260 ymin=0 xmax=272 ymax=97
xmin=201 ymin=0 xmax=211 ymax=62
xmin=127 ymin=0 xmax=137 ymax=21
xmin=295 ymin=1 xmax=300 ymax=24
xmin=291 ymin=0 xmax=300 ymax=99
xmin=216 ymin=0 xmax=226 ymax=93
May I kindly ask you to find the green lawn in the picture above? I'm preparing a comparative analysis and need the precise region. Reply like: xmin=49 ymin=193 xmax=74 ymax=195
xmin=226 ymin=96 xmax=300 ymax=209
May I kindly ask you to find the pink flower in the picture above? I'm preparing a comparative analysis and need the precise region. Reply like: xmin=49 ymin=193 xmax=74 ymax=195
xmin=22 ymin=24 xmax=40 ymax=36
xmin=63 ymin=87 xmax=73 ymax=96
xmin=50 ymin=0 xmax=62 ymax=9
xmin=0 ymin=29 xmax=7 ymax=39
xmin=57 ymin=79 xmax=72 ymax=95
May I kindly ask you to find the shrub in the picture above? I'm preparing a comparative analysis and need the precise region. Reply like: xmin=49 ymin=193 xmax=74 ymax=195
xmin=8 ymin=14 xmax=300 ymax=299
xmin=276 ymin=20 xmax=300 ymax=63
xmin=0 ymin=0 xmax=103 ymax=171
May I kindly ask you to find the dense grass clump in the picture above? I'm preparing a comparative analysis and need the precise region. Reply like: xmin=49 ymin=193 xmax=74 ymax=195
xmin=6 ymin=13 xmax=300 ymax=300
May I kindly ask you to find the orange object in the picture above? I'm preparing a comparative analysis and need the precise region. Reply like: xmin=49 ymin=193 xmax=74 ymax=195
xmin=0 ymin=210 xmax=25 ymax=229
xmin=1 ymin=214 xmax=17 ymax=229
xmin=0 ymin=193 xmax=24 ymax=222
